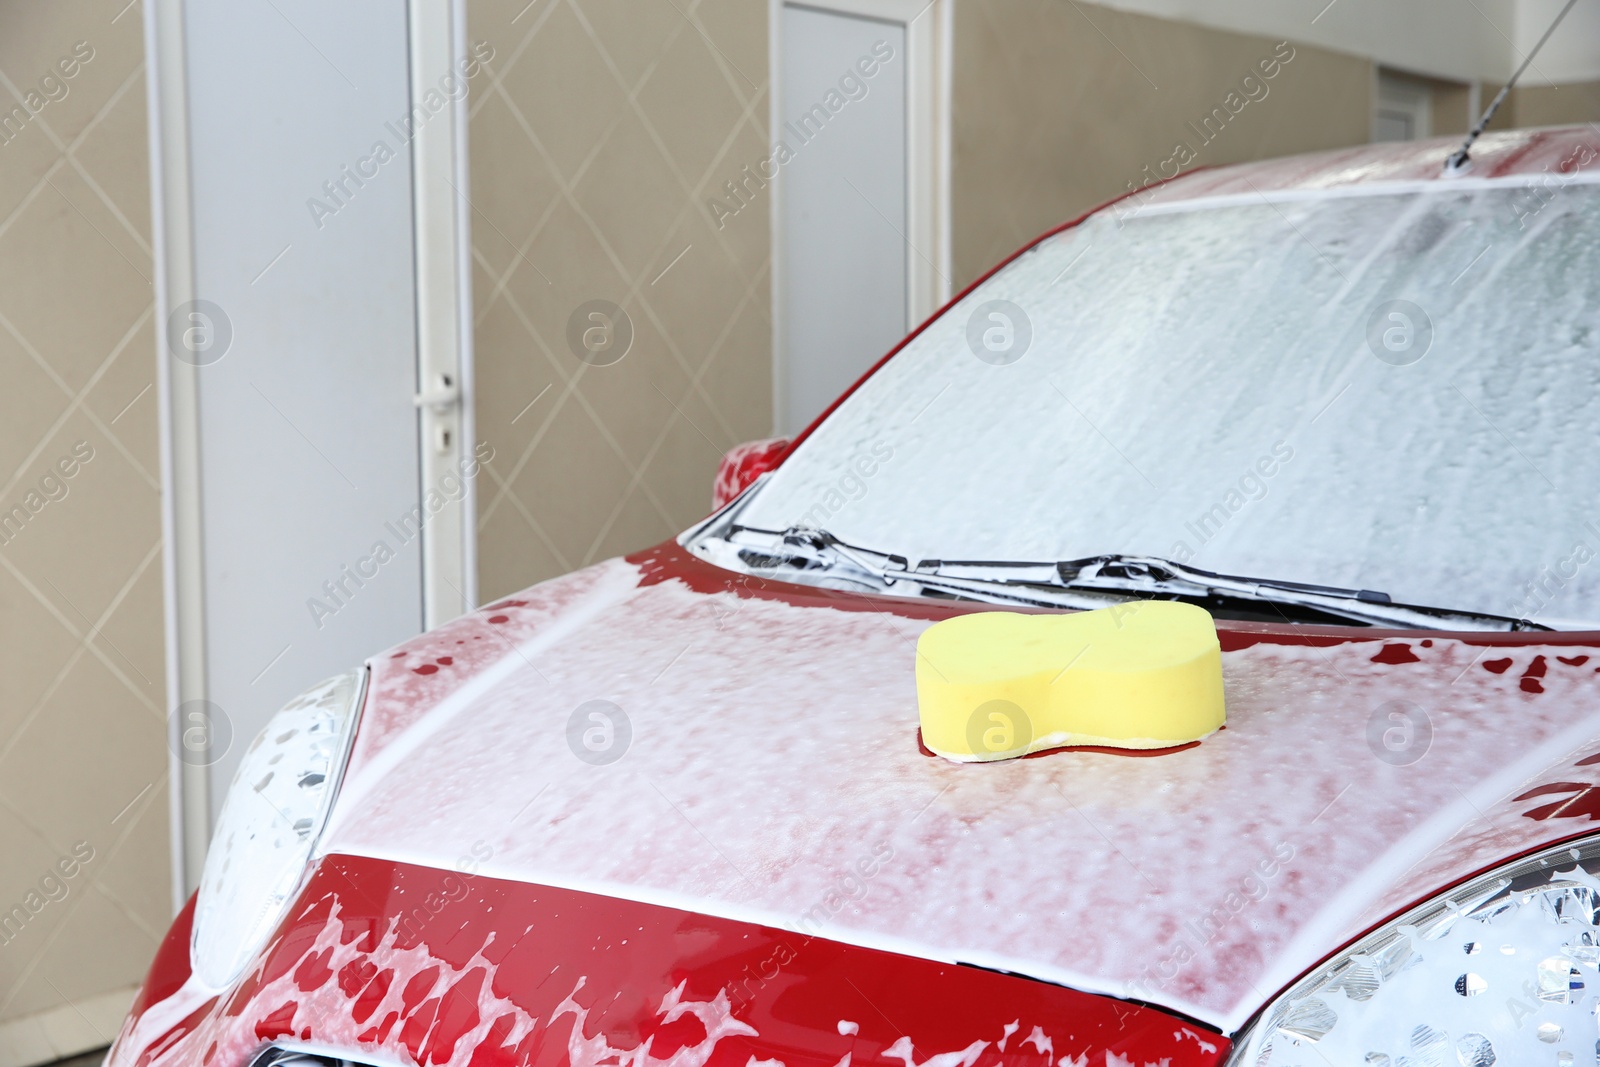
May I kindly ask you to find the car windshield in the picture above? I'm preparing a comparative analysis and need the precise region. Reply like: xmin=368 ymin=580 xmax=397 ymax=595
xmin=707 ymin=179 xmax=1600 ymax=629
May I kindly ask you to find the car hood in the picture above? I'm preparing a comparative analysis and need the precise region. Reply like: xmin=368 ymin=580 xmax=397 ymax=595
xmin=319 ymin=543 xmax=1600 ymax=1032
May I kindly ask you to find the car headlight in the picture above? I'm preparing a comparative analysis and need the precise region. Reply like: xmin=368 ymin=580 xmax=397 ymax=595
xmin=191 ymin=670 xmax=365 ymax=988
xmin=1232 ymin=835 xmax=1600 ymax=1067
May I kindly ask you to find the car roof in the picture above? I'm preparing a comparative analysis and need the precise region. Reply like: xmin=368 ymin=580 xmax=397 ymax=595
xmin=1138 ymin=125 xmax=1598 ymax=207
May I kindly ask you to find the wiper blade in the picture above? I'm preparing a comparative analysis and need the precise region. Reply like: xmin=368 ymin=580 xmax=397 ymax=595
xmin=722 ymin=525 xmax=1107 ymax=608
xmin=1047 ymin=553 xmax=1550 ymax=632
xmin=719 ymin=526 xmax=1548 ymax=632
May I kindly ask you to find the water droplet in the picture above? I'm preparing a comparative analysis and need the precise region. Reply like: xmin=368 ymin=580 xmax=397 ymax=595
xmin=1277 ymin=998 xmax=1337 ymax=1042
xmin=1411 ymin=1026 xmax=1449 ymax=1067
xmin=1456 ymin=1032 xmax=1495 ymax=1067
xmin=1539 ymin=957 xmax=1584 ymax=1003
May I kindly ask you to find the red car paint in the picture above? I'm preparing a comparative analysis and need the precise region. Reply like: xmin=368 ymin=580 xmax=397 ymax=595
xmin=712 ymin=438 xmax=792 ymax=511
xmin=121 ymin=857 xmax=1225 ymax=1067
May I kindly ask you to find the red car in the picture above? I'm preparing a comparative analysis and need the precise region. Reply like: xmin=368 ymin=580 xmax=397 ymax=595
xmin=113 ymin=126 xmax=1600 ymax=1067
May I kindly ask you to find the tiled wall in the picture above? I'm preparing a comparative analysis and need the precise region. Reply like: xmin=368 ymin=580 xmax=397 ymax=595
xmin=0 ymin=0 xmax=168 ymax=1058
xmin=467 ymin=0 xmax=773 ymax=602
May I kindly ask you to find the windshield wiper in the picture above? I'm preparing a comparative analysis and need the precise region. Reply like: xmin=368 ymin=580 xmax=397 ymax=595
xmin=1046 ymin=553 xmax=1548 ymax=631
xmin=719 ymin=524 xmax=1548 ymax=632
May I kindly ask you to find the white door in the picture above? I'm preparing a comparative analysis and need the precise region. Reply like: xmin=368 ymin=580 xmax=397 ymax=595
xmin=176 ymin=1 xmax=425 ymax=869
xmin=148 ymin=0 xmax=475 ymax=900
xmin=773 ymin=0 xmax=950 ymax=436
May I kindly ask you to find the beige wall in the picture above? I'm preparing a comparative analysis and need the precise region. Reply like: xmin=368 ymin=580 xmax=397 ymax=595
xmin=1466 ymin=79 xmax=1600 ymax=134
xmin=1508 ymin=79 xmax=1600 ymax=127
xmin=1430 ymin=79 xmax=1473 ymax=136
xmin=951 ymin=0 xmax=1377 ymax=289
xmin=467 ymin=0 xmax=772 ymax=602
xmin=0 ymin=0 xmax=168 ymax=1059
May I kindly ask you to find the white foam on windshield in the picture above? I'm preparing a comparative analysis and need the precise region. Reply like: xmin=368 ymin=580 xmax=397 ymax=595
xmin=737 ymin=184 xmax=1600 ymax=627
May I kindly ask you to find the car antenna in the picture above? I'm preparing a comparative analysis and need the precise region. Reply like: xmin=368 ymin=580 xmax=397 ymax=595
xmin=1444 ymin=0 xmax=1581 ymax=175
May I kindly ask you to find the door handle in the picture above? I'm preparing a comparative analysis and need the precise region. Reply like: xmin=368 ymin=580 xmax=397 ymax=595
xmin=413 ymin=373 xmax=460 ymax=414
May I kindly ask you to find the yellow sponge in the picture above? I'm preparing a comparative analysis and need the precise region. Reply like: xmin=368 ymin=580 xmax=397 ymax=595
xmin=915 ymin=601 xmax=1224 ymax=762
